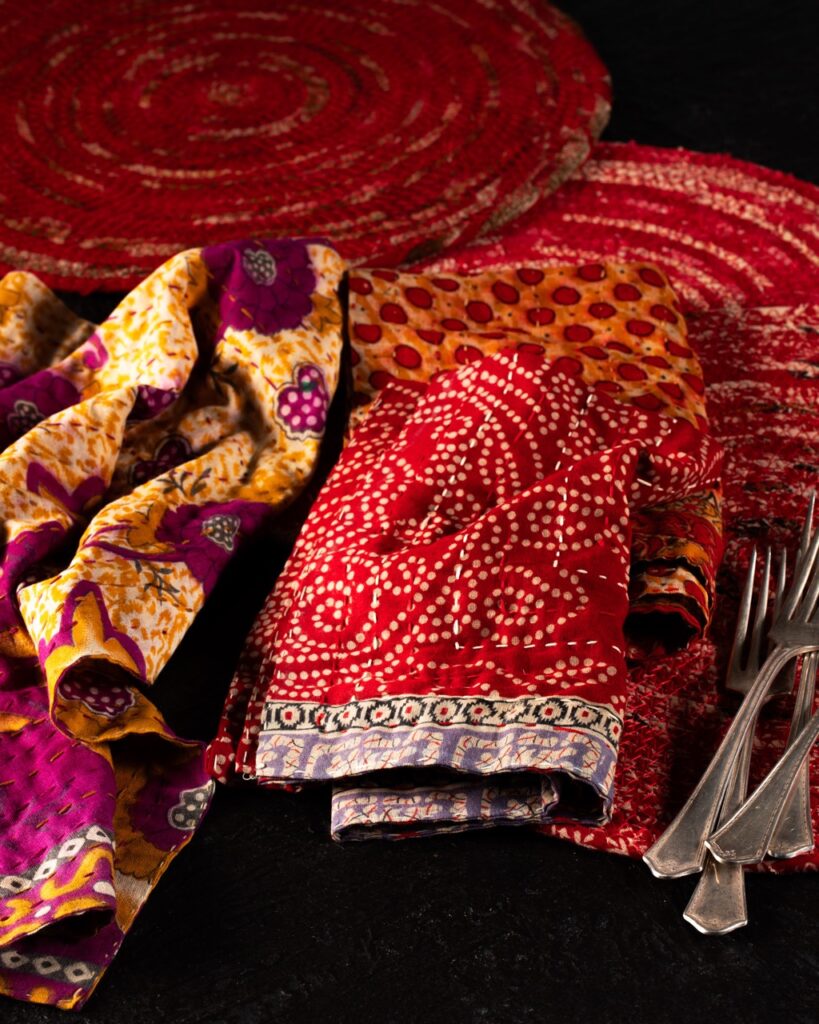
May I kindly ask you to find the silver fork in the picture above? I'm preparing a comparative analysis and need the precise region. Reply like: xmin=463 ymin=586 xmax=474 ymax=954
xmin=767 ymin=494 xmax=817 ymax=859
xmin=683 ymin=547 xmax=776 ymax=933
xmin=765 ymin=650 xmax=817 ymax=858
xmin=714 ymin=500 xmax=817 ymax=861
xmin=709 ymin=532 xmax=816 ymax=861
xmin=683 ymin=544 xmax=808 ymax=932
xmin=727 ymin=548 xmax=786 ymax=702
xmin=706 ymin=649 xmax=819 ymax=865
xmin=706 ymin=500 xmax=818 ymax=865
xmin=644 ymin=496 xmax=819 ymax=878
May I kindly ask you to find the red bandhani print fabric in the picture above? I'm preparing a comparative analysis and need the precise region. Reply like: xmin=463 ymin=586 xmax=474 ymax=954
xmin=207 ymin=348 xmax=723 ymax=833
xmin=347 ymin=262 xmax=722 ymax=653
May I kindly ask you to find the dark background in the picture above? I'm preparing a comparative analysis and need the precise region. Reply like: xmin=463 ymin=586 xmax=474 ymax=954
xmin=8 ymin=2 xmax=819 ymax=1022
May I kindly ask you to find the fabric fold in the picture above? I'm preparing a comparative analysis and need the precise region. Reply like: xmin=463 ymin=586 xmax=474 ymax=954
xmin=208 ymin=346 xmax=723 ymax=842
xmin=0 ymin=239 xmax=344 ymax=1008
xmin=345 ymin=263 xmax=722 ymax=655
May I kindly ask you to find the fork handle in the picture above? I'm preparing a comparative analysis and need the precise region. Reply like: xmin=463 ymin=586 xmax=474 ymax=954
xmin=766 ymin=768 xmax=813 ymax=859
xmin=683 ymin=726 xmax=752 ymax=933
xmin=768 ymin=656 xmax=816 ymax=858
xmin=707 ymin=701 xmax=819 ymax=864
xmin=644 ymin=646 xmax=796 ymax=878
xmin=683 ymin=853 xmax=747 ymax=935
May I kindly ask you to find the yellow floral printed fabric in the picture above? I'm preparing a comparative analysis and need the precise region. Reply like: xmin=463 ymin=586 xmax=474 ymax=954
xmin=0 ymin=239 xmax=343 ymax=1009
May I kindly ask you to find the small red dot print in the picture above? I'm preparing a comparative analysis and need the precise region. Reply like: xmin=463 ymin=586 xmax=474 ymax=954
xmin=606 ymin=340 xmax=632 ymax=354
xmin=350 ymin=349 xmax=360 ymax=366
xmin=491 ymin=281 xmax=520 ymax=304
xmin=517 ymin=267 xmax=544 ymax=285
xmin=579 ymin=346 xmax=608 ymax=360
xmin=416 ymin=329 xmax=444 ymax=345
xmin=441 ymin=317 xmax=467 ymax=331
xmin=405 ymin=286 xmax=433 ymax=309
xmin=658 ymin=381 xmax=684 ymax=401
xmin=526 ymin=307 xmax=555 ymax=326
xmin=552 ymin=286 xmax=580 ymax=305
xmin=682 ymin=372 xmax=705 ymax=394
xmin=455 ymin=344 xmax=484 ymax=365
xmin=626 ymin=319 xmax=655 ymax=337
xmin=551 ymin=356 xmax=584 ymax=376
xmin=589 ymin=302 xmax=616 ymax=319
xmin=594 ymin=380 xmax=623 ymax=393
xmin=381 ymin=302 xmax=408 ymax=324
xmin=617 ymin=363 xmax=648 ymax=382
xmin=564 ymin=324 xmax=593 ymax=343
xmin=650 ymin=303 xmax=678 ymax=324
xmin=516 ymin=341 xmax=543 ymax=355
xmin=354 ymin=323 xmax=382 ymax=343
xmin=665 ymin=340 xmax=695 ymax=358
xmin=614 ymin=283 xmax=642 ymax=302
xmin=466 ymin=300 xmax=493 ymax=322
xmin=639 ymin=268 xmax=666 ymax=288
xmin=577 ymin=263 xmax=606 ymax=281
xmin=431 ymin=277 xmax=460 ymax=292
xmin=632 ymin=393 xmax=665 ymax=411
xmin=372 ymin=270 xmax=398 ymax=282
xmin=394 ymin=344 xmax=422 ymax=369
xmin=348 ymin=277 xmax=372 ymax=295
xmin=642 ymin=355 xmax=672 ymax=369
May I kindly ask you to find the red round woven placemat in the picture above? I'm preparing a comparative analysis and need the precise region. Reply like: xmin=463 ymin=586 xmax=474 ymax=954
xmin=423 ymin=142 xmax=819 ymax=310
xmin=0 ymin=0 xmax=609 ymax=292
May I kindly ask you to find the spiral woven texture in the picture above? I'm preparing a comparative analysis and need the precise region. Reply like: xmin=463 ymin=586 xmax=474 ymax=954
xmin=425 ymin=142 xmax=819 ymax=310
xmin=0 ymin=0 xmax=610 ymax=292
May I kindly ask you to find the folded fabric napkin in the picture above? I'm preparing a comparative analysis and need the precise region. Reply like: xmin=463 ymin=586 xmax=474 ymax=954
xmin=208 ymin=346 xmax=723 ymax=842
xmin=0 ymin=239 xmax=344 ymax=1008
xmin=346 ymin=264 xmax=721 ymax=653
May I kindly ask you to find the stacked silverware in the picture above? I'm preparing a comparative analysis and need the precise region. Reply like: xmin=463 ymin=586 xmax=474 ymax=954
xmin=644 ymin=493 xmax=819 ymax=933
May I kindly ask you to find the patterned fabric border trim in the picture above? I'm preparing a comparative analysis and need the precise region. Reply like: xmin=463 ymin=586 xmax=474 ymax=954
xmin=0 ymin=825 xmax=114 ymax=897
xmin=0 ymin=949 xmax=101 ymax=989
xmin=255 ymin=719 xmax=618 ymax=804
xmin=331 ymin=778 xmax=556 ymax=840
xmin=260 ymin=694 xmax=622 ymax=745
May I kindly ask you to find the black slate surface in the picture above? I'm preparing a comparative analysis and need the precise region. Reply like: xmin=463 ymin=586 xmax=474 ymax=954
xmin=5 ymin=2 xmax=819 ymax=1022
